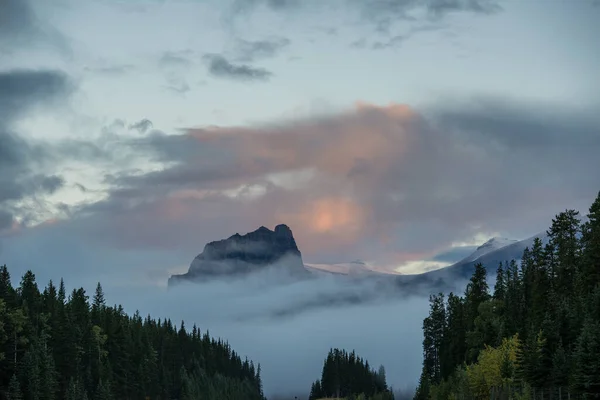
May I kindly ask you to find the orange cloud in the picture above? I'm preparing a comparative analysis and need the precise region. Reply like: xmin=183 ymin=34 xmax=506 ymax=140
xmin=180 ymin=102 xmax=422 ymax=256
xmin=272 ymin=196 xmax=369 ymax=251
xmin=187 ymin=102 xmax=417 ymax=178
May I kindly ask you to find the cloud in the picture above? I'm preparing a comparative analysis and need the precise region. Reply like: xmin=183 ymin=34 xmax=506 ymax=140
xmin=156 ymin=50 xmax=194 ymax=93
xmin=20 ymin=97 xmax=594 ymax=271
xmin=350 ymin=0 xmax=502 ymax=23
xmin=0 ymin=69 xmax=73 ymax=115
xmin=83 ymin=64 xmax=136 ymax=76
xmin=163 ymin=76 xmax=191 ymax=94
xmin=0 ymin=69 xmax=74 ymax=230
xmin=0 ymin=0 xmax=70 ymax=55
xmin=372 ymin=35 xmax=405 ymax=50
xmin=203 ymin=54 xmax=273 ymax=82
xmin=229 ymin=0 xmax=502 ymax=31
xmin=128 ymin=119 xmax=154 ymax=134
xmin=234 ymin=37 xmax=291 ymax=62
xmin=158 ymin=50 xmax=193 ymax=69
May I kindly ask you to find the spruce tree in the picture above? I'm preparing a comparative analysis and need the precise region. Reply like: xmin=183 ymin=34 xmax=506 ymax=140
xmin=493 ymin=262 xmax=506 ymax=301
xmin=8 ymin=373 xmax=23 ymax=400
xmin=573 ymin=319 xmax=600 ymax=398
xmin=581 ymin=192 xmax=600 ymax=294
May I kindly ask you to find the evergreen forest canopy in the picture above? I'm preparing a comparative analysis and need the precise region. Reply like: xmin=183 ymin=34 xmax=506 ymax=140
xmin=308 ymin=348 xmax=394 ymax=400
xmin=0 ymin=265 xmax=266 ymax=400
xmin=415 ymin=191 xmax=600 ymax=400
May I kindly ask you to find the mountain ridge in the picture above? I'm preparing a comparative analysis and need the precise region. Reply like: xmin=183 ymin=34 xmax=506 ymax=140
xmin=168 ymin=224 xmax=309 ymax=286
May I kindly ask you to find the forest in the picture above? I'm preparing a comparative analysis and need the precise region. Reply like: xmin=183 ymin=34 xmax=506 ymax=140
xmin=0 ymin=265 xmax=265 ymax=400
xmin=414 ymin=191 xmax=600 ymax=400
xmin=308 ymin=348 xmax=395 ymax=400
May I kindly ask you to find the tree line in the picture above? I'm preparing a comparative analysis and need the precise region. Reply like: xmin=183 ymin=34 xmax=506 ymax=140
xmin=309 ymin=348 xmax=395 ymax=400
xmin=0 ymin=266 xmax=266 ymax=400
xmin=414 ymin=191 xmax=600 ymax=400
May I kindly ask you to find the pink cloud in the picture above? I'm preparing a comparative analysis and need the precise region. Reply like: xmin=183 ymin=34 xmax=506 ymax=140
xmin=52 ymin=99 xmax=598 ymax=270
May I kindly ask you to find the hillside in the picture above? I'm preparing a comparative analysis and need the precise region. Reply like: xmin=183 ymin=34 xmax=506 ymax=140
xmin=0 ymin=265 xmax=265 ymax=400
xmin=415 ymin=191 xmax=600 ymax=400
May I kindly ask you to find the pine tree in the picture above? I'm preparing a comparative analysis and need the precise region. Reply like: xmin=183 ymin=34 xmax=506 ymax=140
xmin=581 ymin=192 xmax=600 ymax=294
xmin=494 ymin=262 xmax=506 ymax=301
xmin=551 ymin=340 xmax=570 ymax=387
xmin=8 ymin=373 xmax=23 ymax=400
xmin=94 ymin=380 xmax=113 ymax=400
xmin=573 ymin=319 xmax=600 ymax=398
xmin=548 ymin=210 xmax=581 ymax=295
xmin=442 ymin=293 xmax=466 ymax=378
xmin=22 ymin=346 xmax=41 ymax=400
xmin=413 ymin=367 xmax=430 ymax=400
xmin=464 ymin=263 xmax=490 ymax=332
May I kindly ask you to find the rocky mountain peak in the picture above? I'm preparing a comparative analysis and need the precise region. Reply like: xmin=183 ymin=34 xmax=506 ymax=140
xmin=168 ymin=224 xmax=307 ymax=285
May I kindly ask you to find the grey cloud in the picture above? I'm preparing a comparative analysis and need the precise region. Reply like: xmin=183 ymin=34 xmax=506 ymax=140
xmin=231 ymin=0 xmax=302 ymax=14
xmin=229 ymin=0 xmax=502 ymax=28
xmin=38 ymin=175 xmax=66 ymax=194
xmin=83 ymin=64 xmax=136 ymax=75
xmin=43 ymin=96 xmax=598 ymax=269
xmin=372 ymin=34 xmax=405 ymax=49
xmin=351 ymin=0 xmax=501 ymax=22
xmin=0 ymin=0 xmax=37 ymax=46
xmin=128 ymin=119 xmax=154 ymax=134
xmin=369 ymin=22 xmax=451 ymax=49
xmin=158 ymin=51 xmax=193 ymax=94
xmin=74 ymin=183 xmax=88 ymax=192
xmin=203 ymin=54 xmax=273 ymax=82
xmin=0 ymin=69 xmax=73 ymax=117
xmin=159 ymin=51 xmax=193 ymax=68
xmin=0 ymin=0 xmax=70 ymax=55
xmin=234 ymin=37 xmax=291 ymax=62
xmin=0 ymin=69 xmax=73 ymax=230
xmin=0 ymin=210 xmax=13 ymax=230
xmin=432 ymin=96 xmax=600 ymax=150
xmin=350 ymin=38 xmax=367 ymax=49
xmin=163 ymin=76 xmax=191 ymax=94
xmin=427 ymin=0 xmax=501 ymax=16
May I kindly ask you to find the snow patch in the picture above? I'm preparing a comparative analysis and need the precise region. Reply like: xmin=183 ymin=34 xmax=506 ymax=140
xmin=462 ymin=237 xmax=519 ymax=262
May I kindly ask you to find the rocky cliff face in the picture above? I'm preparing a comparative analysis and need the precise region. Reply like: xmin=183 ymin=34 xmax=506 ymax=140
xmin=168 ymin=224 xmax=308 ymax=285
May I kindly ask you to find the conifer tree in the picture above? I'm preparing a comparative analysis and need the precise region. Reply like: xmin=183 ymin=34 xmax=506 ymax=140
xmin=573 ymin=319 xmax=600 ymax=398
xmin=8 ymin=373 xmax=22 ymax=400
xmin=581 ymin=192 xmax=600 ymax=294
xmin=493 ymin=262 xmax=506 ymax=302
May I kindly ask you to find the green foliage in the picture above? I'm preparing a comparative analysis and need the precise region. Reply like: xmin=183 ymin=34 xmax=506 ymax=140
xmin=0 ymin=264 xmax=265 ymax=400
xmin=417 ymin=191 xmax=600 ymax=400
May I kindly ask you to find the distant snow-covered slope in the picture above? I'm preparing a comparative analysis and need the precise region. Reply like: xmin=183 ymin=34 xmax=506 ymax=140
xmin=419 ymin=231 xmax=548 ymax=282
xmin=305 ymin=260 xmax=401 ymax=276
xmin=461 ymin=237 xmax=519 ymax=262
xmin=305 ymin=231 xmax=548 ymax=295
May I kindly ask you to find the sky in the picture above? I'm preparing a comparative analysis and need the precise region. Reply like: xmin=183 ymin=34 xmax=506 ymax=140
xmin=1 ymin=0 xmax=600 ymax=395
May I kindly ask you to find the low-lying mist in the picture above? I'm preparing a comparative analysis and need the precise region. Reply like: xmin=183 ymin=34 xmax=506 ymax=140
xmin=102 ymin=264 xmax=461 ymax=398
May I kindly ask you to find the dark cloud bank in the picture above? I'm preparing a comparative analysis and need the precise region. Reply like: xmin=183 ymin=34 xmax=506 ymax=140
xmin=0 ymin=69 xmax=73 ymax=229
